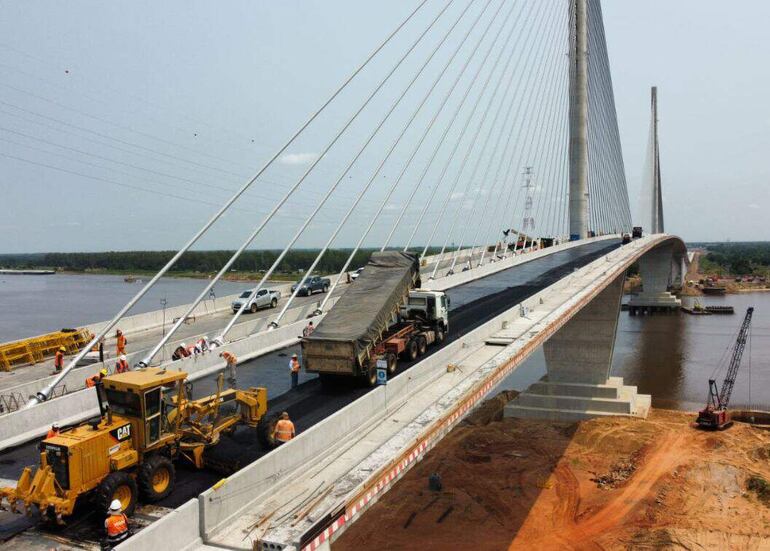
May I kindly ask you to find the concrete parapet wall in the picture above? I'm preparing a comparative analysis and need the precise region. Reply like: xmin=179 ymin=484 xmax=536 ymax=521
xmin=115 ymin=499 xmax=201 ymax=551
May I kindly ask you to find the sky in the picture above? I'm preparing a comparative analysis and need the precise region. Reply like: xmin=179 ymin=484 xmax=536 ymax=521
xmin=0 ymin=0 xmax=768 ymax=253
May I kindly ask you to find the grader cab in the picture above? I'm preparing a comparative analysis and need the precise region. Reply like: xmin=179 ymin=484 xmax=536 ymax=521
xmin=0 ymin=368 xmax=267 ymax=523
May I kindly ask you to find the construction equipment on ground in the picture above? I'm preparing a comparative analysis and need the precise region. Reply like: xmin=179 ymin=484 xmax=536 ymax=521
xmin=696 ymin=307 xmax=753 ymax=430
xmin=0 ymin=368 xmax=268 ymax=523
xmin=302 ymin=252 xmax=449 ymax=387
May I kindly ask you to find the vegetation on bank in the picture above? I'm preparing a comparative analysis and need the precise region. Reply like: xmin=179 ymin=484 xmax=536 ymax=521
xmin=0 ymin=248 xmax=444 ymax=277
xmin=697 ymin=242 xmax=770 ymax=277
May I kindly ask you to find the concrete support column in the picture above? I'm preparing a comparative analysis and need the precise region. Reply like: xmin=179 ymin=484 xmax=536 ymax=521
xmin=628 ymin=243 xmax=681 ymax=312
xmin=543 ymin=272 xmax=624 ymax=385
xmin=568 ymin=0 xmax=589 ymax=240
xmin=505 ymin=273 xmax=651 ymax=421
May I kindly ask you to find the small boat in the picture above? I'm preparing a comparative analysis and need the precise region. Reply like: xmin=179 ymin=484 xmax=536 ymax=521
xmin=682 ymin=299 xmax=712 ymax=315
xmin=0 ymin=269 xmax=55 ymax=275
xmin=702 ymin=286 xmax=727 ymax=295
xmin=124 ymin=276 xmax=137 ymax=283
xmin=705 ymin=305 xmax=734 ymax=314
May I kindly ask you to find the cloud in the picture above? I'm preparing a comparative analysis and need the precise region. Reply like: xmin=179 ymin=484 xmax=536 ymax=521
xmin=748 ymin=203 xmax=760 ymax=209
xmin=450 ymin=191 xmax=465 ymax=200
xmin=279 ymin=152 xmax=320 ymax=165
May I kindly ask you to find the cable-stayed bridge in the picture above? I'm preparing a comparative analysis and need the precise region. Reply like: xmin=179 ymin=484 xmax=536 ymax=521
xmin=0 ymin=1 xmax=682 ymax=549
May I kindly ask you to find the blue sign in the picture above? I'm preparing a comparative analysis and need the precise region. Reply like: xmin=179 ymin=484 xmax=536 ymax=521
xmin=376 ymin=359 xmax=388 ymax=385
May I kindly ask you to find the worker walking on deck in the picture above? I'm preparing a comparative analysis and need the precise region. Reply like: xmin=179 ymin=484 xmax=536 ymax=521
xmin=115 ymin=355 xmax=129 ymax=374
xmin=116 ymin=329 xmax=127 ymax=355
xmin=272 ymin=412 xmax=295 ymax=445
xmin=219 ymin=351 xmax=237 ymax=388
xmin=289 ymin=353 xmax=300 ymax=389
xmin=53 ymin=346 xmax=65 ymax=374
xmin=104 ymin=499 xmax=130 ymax=547
xmin=302 ymin=321 xmax=314 ymax=337
xmin=86 ymin=369 xmax=107 ymax=388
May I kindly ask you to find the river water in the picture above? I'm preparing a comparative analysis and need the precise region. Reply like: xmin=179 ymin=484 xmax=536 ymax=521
xmin=505 ymin=292 xmax=770 ymax=411
xmin=0 ymin=273 xmax=250 ymax=342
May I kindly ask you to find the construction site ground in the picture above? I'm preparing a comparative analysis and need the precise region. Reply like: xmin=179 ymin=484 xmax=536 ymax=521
xmin=334 ymin=392 xmax=770 ymax=551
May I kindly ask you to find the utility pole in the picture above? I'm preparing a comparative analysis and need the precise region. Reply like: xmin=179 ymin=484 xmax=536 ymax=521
xmin=651 ymin=86 xmax=664 ymax=233
xmin=568 ymin=0 xmax=589 ymax=240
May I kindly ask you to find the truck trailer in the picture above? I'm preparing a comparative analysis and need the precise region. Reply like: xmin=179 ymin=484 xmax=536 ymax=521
xmin=301 ymin=251 xmax=449 ymax=386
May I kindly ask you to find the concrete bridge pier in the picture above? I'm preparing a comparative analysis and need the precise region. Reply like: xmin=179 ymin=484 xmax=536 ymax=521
xmin=627 ymin=242 xmax=682 ymax=315
xmin=505 ymin=273 xmax=651 ymax=422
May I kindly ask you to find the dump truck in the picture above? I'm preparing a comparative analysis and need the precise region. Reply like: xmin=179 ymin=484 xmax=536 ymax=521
xmin=302 ymin=251 xmax=449 ymax=386
xmin=0 ymin=368 xmax=268 ymax=523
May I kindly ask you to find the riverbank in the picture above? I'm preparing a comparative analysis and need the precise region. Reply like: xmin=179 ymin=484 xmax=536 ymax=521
xmin=334 ymin=393 xmax=770 ymax=550
xmin=53 ymin=269 xmax=310 ymax=282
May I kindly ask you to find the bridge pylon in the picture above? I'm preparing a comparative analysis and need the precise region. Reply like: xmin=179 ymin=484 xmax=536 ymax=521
xmin=568 ymin=0 xmax=589 ymax=240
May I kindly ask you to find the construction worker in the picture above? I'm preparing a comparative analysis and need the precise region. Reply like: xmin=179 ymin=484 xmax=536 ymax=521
xmin=219 ymin=351 xmax=237 ymax=388
xmin=116 ymin=329 xmax=127 ymax=355
xmin=86 ymin=369 xmax=108 ymax=388
xmin=115 ymin=354 xmax=130 ymax=374
xmin=289 ymin=353 xmax=300 ymax=389
xmin=46 ymin=423 xmax=60 ymax=439
xmin=302 ymin=321 xmax=314 ymax=338
xmin=104 ymin=499 xmax=130 ymax=547
xmin=272 ymin=411 xmax=295 ymax=445
xmin=53 ymin=346 xmax=65 ymax=374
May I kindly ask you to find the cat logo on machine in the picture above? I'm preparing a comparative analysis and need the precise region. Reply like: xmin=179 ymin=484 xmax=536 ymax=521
xmin=110 ymin=424 xmax=132 ymax=442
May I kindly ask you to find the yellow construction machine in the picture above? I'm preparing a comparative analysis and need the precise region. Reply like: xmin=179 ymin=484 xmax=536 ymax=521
xmin=0 ymin=367 xmax=267 ymax=523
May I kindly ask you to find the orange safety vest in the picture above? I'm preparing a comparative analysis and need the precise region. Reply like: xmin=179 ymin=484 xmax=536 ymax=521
xmin=117 ymin=334 xmax=127 ymax=351
xmin=85 ymin=375 xmax=100 ymax=388
xmin=54 ymin=351 xmax=64 ymax=368
xmin=46 ymin=429 xmax=60 ymax=439
xmin=105 ymin=513 xmax=129 ymax=537
xmin=116 ymin=359 xmax=129 ymax=373
xmin=290 ymin=358 xmax=300 ymax=373
xmin=222 ymin=352 xmax=237 ymax=365
xmin=274 ymin=419 xmax=295 ymax=442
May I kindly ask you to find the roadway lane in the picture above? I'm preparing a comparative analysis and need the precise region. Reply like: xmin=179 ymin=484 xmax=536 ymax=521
xmin=0 ymin=239 xmax=619 ymax=535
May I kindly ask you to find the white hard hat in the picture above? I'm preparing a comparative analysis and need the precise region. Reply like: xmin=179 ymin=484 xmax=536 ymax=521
xmin=181 ymin=343 xmax=186 ymax=348
xmin=202 ymin=336 xmax=208 ymax=340
xmin=120 ymin=354 xmax=127 ymax=361
xmin=109 ymin=499 xmax=122 ymax=513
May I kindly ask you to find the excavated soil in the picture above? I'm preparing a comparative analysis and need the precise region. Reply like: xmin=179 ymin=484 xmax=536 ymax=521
xmin=333 ymin=394 xmax=770 ymax=551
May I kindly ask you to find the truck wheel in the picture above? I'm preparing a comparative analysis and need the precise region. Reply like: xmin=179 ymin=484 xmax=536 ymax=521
xmin=96 ymin=471 xmax=138 ymax=517
xmin=138 ymin=455 xmax=176 ymax=502
xmin=386 ymin=353 xmax=397 ymax=375
xmin=435 ymin=326 xmax=445 ymax=345
xmin=404 ymin=339 xmax=418 ymax=361
xmin=257 ymin=412 xmax=281 ymax=449
xmin=366 ymin=366 xmax=378 ymax=387
xmin=417 ymin=335 xmax=427 ymax=356
xmin=323 ymin=284 xmax=329 ymax=293
xmin=250 ymin=303 xmax=258 ymax=314
xmin=271 ymin=298 xmax=278 ymax=308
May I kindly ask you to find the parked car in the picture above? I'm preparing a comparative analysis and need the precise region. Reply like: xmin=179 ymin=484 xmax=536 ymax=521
xmin=292 ymin=276 xmax=331 ymax=296
xmin=350 ymin=267 xmax=364 ymax=280
xmin=231 ymin=288 xmax=281 ymax=313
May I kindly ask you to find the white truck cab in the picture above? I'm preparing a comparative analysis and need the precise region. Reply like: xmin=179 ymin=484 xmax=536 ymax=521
xmin=402 ymin=290 xmax=449 ymax=330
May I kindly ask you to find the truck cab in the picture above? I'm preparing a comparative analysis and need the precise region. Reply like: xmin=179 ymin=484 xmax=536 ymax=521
xmin=401 ymin=290 xmax=449 ymax=331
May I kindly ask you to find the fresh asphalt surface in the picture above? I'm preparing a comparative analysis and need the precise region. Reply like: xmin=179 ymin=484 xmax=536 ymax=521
xmin=0 ymin=240 xmax=618 ymax=541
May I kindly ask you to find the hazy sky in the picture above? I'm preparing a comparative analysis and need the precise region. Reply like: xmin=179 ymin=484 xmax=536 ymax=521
xmin=1 ymin=0 xmax=768 ymax=253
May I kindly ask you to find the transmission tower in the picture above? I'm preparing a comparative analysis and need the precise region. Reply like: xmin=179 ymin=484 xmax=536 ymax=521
xmin=522 ymin=166 xmax=535 ymax=242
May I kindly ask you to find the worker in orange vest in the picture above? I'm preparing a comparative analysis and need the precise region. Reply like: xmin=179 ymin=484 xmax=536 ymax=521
xmin=86 ymin=369 xmax=108 ymax=388
xmin=289 ymin=353 xmax=300 ymax=389
xmin=116 ymin=329 xmax=127 ymax=355
xmin=46 ymin=423 xmax=60 ymax=439
xmin=53 ymin=346 xmax=65 ymax=374
xmin=104 ymin=499 xmax=130 ymax=546
xmin=219 ymin=351 xmax=237 ymax=388
xmin=115 ymin=354 xmax=129 ymax=374
xmin=272 ymin=412 xmax=295 ymax=445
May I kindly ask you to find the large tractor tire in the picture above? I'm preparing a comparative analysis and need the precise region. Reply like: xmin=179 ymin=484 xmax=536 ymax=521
xmin=386 ymin=353 xmax=397 ymax=375
xmin=403 ymin=339 xmax=418 ymax=362
xmin=416 ymin=335 xmax=427 ymax=356
xmin=257 ymin=412 xmax=281 ymax=449
xmin=138 ymin=455 xmax=176 ymax=502
xmin=96 ymin=471 xmax=138 ymax=517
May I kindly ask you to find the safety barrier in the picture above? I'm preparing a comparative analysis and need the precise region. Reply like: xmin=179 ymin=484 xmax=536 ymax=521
xmin=0 ymin=328 xmax=93 ymax=371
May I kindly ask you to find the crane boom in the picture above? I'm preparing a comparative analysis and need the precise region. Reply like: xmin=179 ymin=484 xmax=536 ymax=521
xmin=697 ymin=306 xmax=753 ymax=430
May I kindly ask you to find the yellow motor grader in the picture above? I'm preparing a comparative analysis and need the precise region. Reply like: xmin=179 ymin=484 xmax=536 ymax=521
xmin=0 ymin=367 xmax=267 ymax=523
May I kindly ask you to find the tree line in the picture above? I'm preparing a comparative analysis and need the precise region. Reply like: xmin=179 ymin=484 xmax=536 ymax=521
xmin=700 ymin=242 xmax=770 ymax=276
xmin=0 ymin=248 xmax=442 ymax=275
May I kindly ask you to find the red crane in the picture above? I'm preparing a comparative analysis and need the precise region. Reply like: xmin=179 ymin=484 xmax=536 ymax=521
xmin=696 ymin=306 xmax=753 ymax=430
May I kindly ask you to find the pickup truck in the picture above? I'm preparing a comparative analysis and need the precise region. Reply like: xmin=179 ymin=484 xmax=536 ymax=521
xmin=291 ymin=276 xmax=330 ymax=296
xmin=231 ymin=288 xmax=281 ymax=313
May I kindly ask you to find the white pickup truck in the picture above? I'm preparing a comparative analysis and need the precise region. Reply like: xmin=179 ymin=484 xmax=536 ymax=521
xmin=231 ymin=288 xmax=281 ymax=313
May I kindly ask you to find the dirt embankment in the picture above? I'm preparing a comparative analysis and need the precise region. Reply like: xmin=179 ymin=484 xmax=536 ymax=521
xmin=334 ymin=395 xmax=770 ymax=551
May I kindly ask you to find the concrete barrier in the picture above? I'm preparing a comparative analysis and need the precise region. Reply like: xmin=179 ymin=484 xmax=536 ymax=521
xmin=115 ymin=499 xmax=201 ymax=551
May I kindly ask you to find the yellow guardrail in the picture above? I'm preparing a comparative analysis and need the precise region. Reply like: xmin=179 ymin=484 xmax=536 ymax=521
xmin=0 ymin=329 xmax=93 ymax=372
